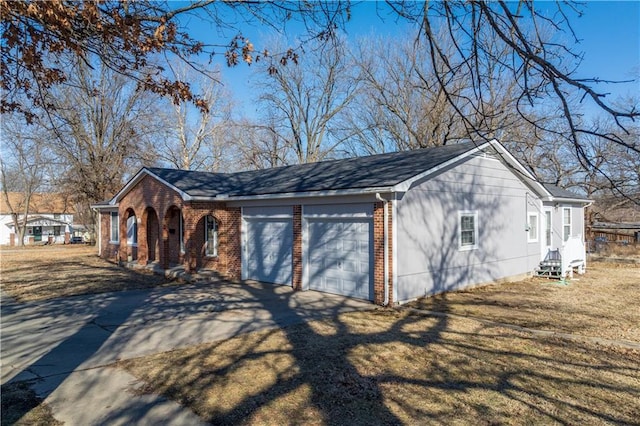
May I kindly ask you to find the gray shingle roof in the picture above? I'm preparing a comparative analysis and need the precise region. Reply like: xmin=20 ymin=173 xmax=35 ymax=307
xmin=542 ymin=184 xmax=591 ymax=201
xmin=147 ymin=141 xmax=480 ymax=198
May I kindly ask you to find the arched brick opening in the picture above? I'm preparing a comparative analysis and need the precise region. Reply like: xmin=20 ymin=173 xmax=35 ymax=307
xmin=164 ymin=205 xmax=183 ymax=267
xmin=144 ymin=207 xmax=160 ymax=264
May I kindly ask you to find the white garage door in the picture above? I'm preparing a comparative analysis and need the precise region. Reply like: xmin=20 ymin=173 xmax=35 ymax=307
xmin=244 ymin=207 xmax=293 ymax=285
xmin=306 ymin=205 xmax=373 ymax=300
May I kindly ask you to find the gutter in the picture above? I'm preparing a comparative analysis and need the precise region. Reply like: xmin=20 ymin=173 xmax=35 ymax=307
xmin=375 ymin=193 xmax=390 ymax=306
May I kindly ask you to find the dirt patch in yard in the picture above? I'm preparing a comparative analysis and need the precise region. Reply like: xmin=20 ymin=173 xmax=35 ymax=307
xmin=120 ymin=309 xmax=640 ymax=425
xmin=0 ymin=245 xmax=177 ymax=302
xmin=407 ymin=262 xmax=640 ymax=343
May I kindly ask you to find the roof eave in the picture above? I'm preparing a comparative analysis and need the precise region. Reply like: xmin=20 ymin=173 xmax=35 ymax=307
xmin=208 ymin=186 xmax=396 ymax=202
xmin=543 ymin=196 xmax=593 ymax=204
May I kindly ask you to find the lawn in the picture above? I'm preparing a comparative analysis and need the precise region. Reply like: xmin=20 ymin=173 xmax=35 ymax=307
xmin=2 ymin=250 xmax=638 ymax=425
xmin=0 ymin=245 xmax=177 ymax=302
xmin=119 ymin=262 xmax=640 ymax=425
xmin=407 ymin=261 xmax=640 ymax=343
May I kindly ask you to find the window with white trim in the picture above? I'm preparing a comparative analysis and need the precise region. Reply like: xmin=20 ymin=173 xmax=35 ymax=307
xmin=563 ymin=208 xmax=572 ymax=241
xmin=527 ymin=212 xmax=539 ymax=242
xmin=205 ymin=215 xmax=218 ymax=257
xmin=127 ymin=215 xmax=137 ymax=246
xmin=110 ymin=212 xmax=119 ymax=242
xmin=459 ymin=211 xmax=478 ymax=250
xmin=544 ymin=211 xmax=552 ymax=247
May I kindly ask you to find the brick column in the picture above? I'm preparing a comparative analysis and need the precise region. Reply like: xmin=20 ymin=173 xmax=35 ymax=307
xmin=373 ymin=201 xmax=393 ymax=306
xmin=292 ymin=205 xmax=303 ymax=290
xmin=224 ymin=207 xmax=242 ymax=279
xmin=373 ymin=202 xmax=384 ymax=304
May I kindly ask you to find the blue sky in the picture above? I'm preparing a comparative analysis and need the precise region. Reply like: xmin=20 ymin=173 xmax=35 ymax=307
xmin=186 ymin=1 xmax=640 ymax=119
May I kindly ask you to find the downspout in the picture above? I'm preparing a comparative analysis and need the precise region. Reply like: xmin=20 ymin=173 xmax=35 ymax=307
xmin=375 ymin=193 xmax=389 ymax=306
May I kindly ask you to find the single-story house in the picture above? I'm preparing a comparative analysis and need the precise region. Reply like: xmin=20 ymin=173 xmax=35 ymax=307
xmin=0 ymin=193 xmax=75 ymax=245
xmin=92 ymin=139 xmax=591 ymax=305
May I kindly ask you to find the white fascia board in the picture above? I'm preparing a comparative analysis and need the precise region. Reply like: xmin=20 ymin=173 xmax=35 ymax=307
xmin=112 ymin=168 xmax=193 ymax=204
xmin=393 ymin=141 xmax=491 ymax=192
xmin=91 ymin=203 xmax=119 ymax=210
xmin=214 ymin=186 xmax=395 ymax=202
xmin=542 ymin=196 xmax=593 ymax=204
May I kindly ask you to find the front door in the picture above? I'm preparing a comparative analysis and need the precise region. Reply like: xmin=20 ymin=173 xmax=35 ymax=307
xmin=33 ymin=226 xmax=42 ymax=242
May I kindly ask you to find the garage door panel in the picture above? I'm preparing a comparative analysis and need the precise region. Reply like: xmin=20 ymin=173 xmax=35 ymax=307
xmin=307 ymin=218 xmax=372 ymax=300
xmin=245 ymin=218 xmax=292 ymax=285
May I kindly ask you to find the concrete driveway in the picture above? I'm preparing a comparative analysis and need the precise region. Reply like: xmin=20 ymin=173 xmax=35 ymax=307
xmin=1 ymin=280 xmax=374 ymax=425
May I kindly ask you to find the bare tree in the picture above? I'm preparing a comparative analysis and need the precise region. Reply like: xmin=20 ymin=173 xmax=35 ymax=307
xmin=342 ymin=34 xmax=465 ymax=155
xmin=155 ymin=64 xmax=233 ymax=171
xmin=0 ymin=118 xmax=50 ymax=245
xmin=2 ymin=1 xmax=350 ymax=120
xmin=384 ymin=1 xmax=638 ymax=199
xmin=256 ymin=37 xmax=362 ymax=163
xmin=40 ymin=55 xmax=162 ymax=229
xmin=227 ymin=117 xmax=293 ymax=170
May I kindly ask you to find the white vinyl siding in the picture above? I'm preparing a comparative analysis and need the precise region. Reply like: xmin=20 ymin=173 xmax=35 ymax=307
xmin=563 ymin=208 xmax=571 ymax=241
xmin=110 ymin=212 xmax=119 ymax=243
xmin=458 ymin=211 xmax=478 ymax=250
xmin=527 ymin=212 xmax=539 ymax=242
xmin=205 ymin=215 xmax=218 ymax=257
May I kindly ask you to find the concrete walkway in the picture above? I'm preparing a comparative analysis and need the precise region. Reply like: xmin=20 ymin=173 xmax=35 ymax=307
xmin=1 ymin=281 xmax=374 ymax=425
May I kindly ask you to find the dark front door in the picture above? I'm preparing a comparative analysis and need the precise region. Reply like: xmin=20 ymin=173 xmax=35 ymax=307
xmin=33 ymin=226 xmax=42 ymax=242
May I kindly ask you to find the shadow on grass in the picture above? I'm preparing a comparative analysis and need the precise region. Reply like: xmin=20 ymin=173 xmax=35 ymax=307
xmin=118 ymin=283 xmax=640 ymax=425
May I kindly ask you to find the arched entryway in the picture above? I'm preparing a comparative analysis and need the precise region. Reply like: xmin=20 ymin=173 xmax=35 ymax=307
xmin=123 ymin=208 xmax=138 ymax=261
xmin=144 ymin=207 xmax=160 ymax=264
xmin=164 ymin=206 xmax=183 ymax=267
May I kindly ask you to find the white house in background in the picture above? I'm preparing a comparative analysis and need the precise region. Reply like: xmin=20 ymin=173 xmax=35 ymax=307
xmin=0 ymin=193 xmax=75 ymax=245
xmin=93 ymin=139 xmax=591 ymax=305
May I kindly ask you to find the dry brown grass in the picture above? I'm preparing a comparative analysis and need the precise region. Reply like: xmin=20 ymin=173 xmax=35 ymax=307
xmin=407 ymin=261 xmax=640 ymax=343
xmin=0 ymin=382 xmax=62 ymax=426
xmin=0 ymin=245 xmax=177 ymax=302
xmin=121 ymin=309 xmax=640 ymax=425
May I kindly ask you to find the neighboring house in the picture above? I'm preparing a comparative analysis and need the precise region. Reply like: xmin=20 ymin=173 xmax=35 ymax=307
xmin=92 ymin=139 xmax=591 ymax=305
xmin=0 ymin=193 xmax=75 ymax=245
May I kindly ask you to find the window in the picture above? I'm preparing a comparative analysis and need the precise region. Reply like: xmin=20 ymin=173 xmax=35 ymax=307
xmin=53 ymin=213 xmax=61 ymax=220
xmin=127 ymin=215 xmax=137 ymax=245
xmin=180 ymin=214 xmax=185 ymax=253
xmin=205 ymin=215 xmax=218 ymax=257
xmin=544 ymin=211 xmax=552 ymax=247
xmin=563 ymin=208 xmax=572 ymax=241
xmin=527 ymin=213 xmax=539 ymax=242
xmin=110 ymin=212 xmax=119 ymax=242
xmin=53 ymin=226 xmax=61 ymax=236
xmin=459 ymin=211 xmax=478 ymax=250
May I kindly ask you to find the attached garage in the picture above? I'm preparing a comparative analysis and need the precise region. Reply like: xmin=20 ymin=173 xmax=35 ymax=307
xmin=304 ymin=204 xmax=373 ymax=301
xmin=242 ymin=206 xmax=293 ymax=285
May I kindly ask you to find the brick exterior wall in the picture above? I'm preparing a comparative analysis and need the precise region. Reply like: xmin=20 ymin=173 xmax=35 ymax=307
xmin=373 ymin=201 xmax=393 ymax=305
xmin=98 ymin=174 xmax=242 ymax=280
xmin=99 ymin=171 xmax=391 ymax=304
xmin=292 ymin=205 xmax=303 ymax=290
